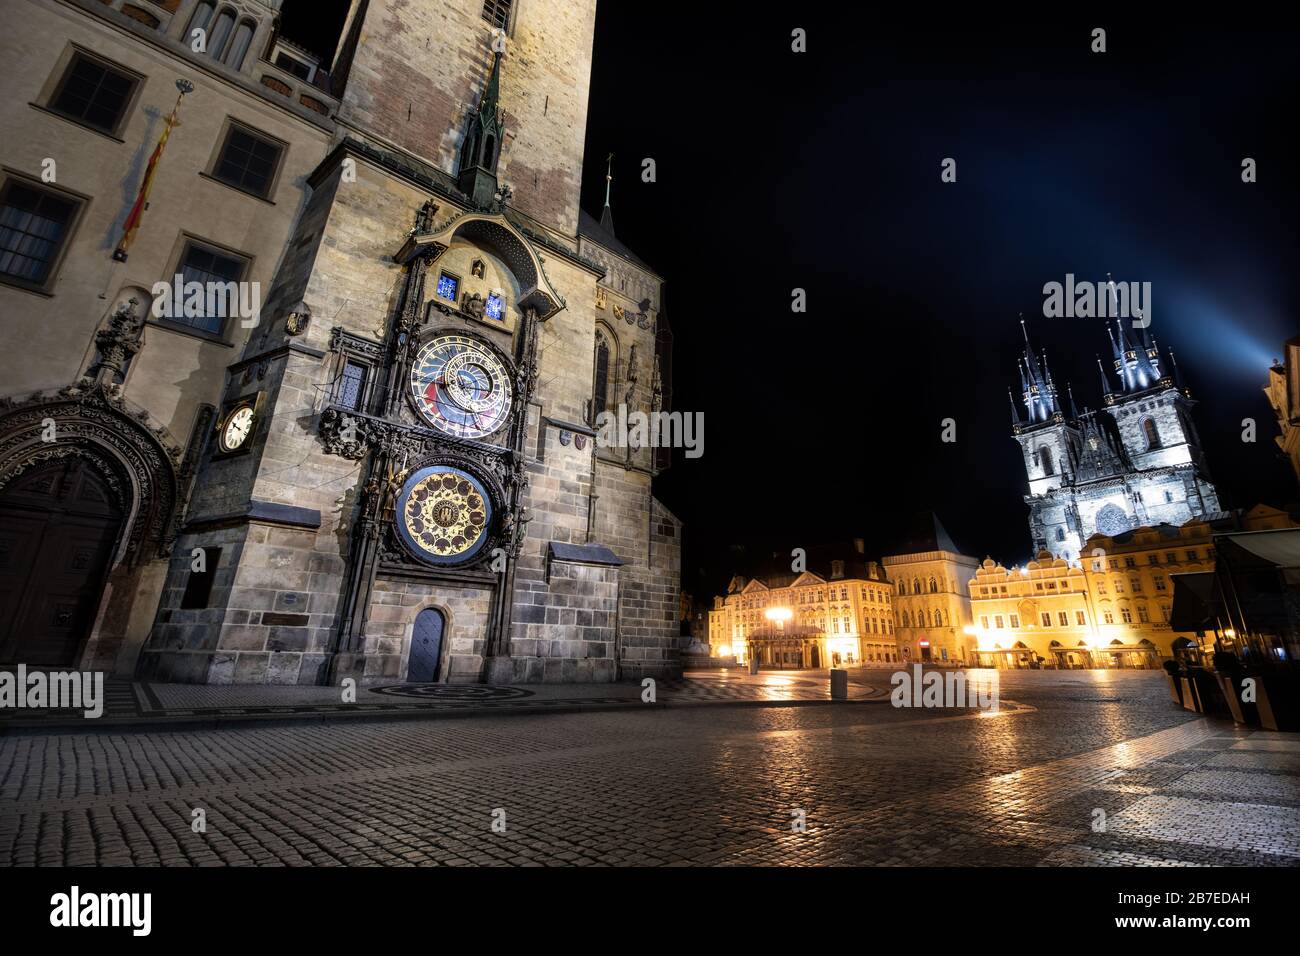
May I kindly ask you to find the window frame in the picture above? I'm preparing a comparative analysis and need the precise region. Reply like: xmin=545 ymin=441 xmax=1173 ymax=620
xmin=151 ymin=233 xmax=254 ymax=342
xmin=0 ymin=170 xmax=88 ymax=295
xmin=481 ymin=0 xmax=518 ymax=35
xmin=205 ymin=118 xmax=287 ymax=202
xmin=42 ymin=47 xmax=143 ymax=139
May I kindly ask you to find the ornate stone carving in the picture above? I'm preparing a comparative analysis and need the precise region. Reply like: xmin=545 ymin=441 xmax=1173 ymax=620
xmin=0 ymin=381 xmax=181 ymax=563
xmin=89 ymin=298 xmax=146 ymax=384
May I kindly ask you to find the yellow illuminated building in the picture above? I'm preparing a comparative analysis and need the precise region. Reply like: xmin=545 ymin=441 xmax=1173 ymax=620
xmin=969 ymin=506 xmax=1297 ymax=668
xmin=708 ymin=559 xmax=896 ymax=668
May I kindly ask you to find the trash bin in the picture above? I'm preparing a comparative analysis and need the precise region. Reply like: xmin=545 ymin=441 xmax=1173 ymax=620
xmin=830 ymin=668 xmax=848 ymax=700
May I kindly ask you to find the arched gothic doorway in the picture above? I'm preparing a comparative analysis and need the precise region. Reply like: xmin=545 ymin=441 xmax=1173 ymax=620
xmin=0 ymin=458 xmax=123 ymax=665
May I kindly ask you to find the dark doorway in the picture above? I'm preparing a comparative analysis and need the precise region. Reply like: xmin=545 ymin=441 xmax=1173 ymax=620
xmin=407 ymin=608 xmax=445 ymax=682
xmin=920 ymin=644 xmax=933 ymax=662
xmin=810 ymin=645 xmax=820 ymax=669
xmin=0 ymin=458 xmax=123 ymax=665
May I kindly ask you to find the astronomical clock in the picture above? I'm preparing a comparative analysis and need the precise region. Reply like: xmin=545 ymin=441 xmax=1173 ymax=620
xmin=319 ymin=203 xmax=544 ymax=583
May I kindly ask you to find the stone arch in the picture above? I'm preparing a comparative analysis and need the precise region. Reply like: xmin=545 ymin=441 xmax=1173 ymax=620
xmin=406 ymin=212 xmax=566 ymax=319
xmin=0 ymin=385 xmax=182 ymax=568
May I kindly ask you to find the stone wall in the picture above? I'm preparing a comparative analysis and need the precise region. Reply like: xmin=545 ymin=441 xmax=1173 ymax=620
xmin=336 ymin=0 xmax=596 ymax=236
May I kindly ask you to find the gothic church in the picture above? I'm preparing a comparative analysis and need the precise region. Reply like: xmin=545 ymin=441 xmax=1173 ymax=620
xmin=1011 ymin=319 xmax=1222 ymax=561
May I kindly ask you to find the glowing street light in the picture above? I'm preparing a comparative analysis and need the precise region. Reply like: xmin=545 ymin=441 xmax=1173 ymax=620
xmin=764 ymin=607 xmax=792 ymax=629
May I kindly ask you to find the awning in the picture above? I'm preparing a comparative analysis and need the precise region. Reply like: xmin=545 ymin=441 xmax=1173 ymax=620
xmin=1169 ymin=571 xmax=1219 ymax=632
xmin=1216 ymin=528 xmax=1300 ymax=569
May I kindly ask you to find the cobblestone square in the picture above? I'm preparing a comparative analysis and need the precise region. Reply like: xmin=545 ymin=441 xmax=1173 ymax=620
xmin=1 ymin=670 xmax=1298 ymax=866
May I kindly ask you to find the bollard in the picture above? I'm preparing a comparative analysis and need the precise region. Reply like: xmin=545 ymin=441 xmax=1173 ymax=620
xmin=748 ymin=656 xmax=759 ymax=675
xmin=830 ymin=668 xmax=848 ymax=700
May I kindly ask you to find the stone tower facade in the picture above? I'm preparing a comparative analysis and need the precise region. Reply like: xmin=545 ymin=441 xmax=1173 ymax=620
xmin=137 ymin=0 xmax=682 ymax=685
xmin=1012 ymin=320 xmax=1221 ymax=562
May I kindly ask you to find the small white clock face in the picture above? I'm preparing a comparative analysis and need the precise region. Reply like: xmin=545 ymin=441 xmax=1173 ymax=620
xmin=221 ymin=406 xmax=255 ymax=452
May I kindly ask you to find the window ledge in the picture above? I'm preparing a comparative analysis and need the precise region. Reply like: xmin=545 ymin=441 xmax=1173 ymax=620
xmin=147 ymin=317 xmax=236 ymax=347
xmin=27 ymin=103 xmax=126 ymax=143
xmin=198 ymin=171 xmax=277 ymax=206
xmin=0 ymin=274 xmax=55 ymax=298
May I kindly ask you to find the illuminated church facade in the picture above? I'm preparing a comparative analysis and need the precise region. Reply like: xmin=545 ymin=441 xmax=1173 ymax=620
xmin=1011 ymin=320 xmax=1222 ymax=562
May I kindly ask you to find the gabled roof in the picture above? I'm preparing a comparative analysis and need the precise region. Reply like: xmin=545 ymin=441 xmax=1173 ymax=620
xmin=892 ymin=512 xmax=961 ymax=557
xmin=578 ymin=207 xmax=655 ymax=273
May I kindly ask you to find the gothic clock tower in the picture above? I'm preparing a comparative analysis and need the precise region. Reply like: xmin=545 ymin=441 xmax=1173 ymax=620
xmin=138 ymin=0 xmax=681 ymax=685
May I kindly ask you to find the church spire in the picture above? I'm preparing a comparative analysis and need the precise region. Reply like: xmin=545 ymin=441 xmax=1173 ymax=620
xmin=1009 ymin=388 xmax=1024 ymax=428
xmin=600 ymin=153 xmax=615 ymax=236
xmin=457 ymin=49 xmax=507 ymax=208
xmin=1067 ymin=382 xmax=1080 ymax=419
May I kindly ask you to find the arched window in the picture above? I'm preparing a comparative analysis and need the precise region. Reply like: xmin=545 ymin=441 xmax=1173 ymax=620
xmin=902 ymin=611 xmax=911 ymax=627
xmin=225 ymin=19 xmax=256 ymax=70
xmin=208 ymin=8 xmax=236 ymax=60
xmin=928 ymin=577 xmax=938 ymax=593
xmin=482 ymin=134 xmax=496 ymax=169
xmin=912 ymin=579 xmax=921 ymax=595
xmin=591 ymin=330 xmax=611 ymax=423
xmin=1039 ymin=446 xmax=1055 ymax=476
xmin=1142 ymin=417 xmax=1161 ymax=450
xmin=187 ymin=1 xmax=215 ymax=45
xmin=1056 ymin=527 xmax=1067 ymax=542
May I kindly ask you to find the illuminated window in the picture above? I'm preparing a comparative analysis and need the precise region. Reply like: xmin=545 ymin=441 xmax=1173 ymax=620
xmin=1121 ymin=607 xmax=1133 ymax=624
xmin=1137 ymin=606 xmax=1149 ymax=623
xmin=436 ymin=272 xmax=459 ymax=302
xmin=1009 ymin=614 xmax=1019 ymax=628
xmin=994 ymin=615 xmax=1004 ymax=629
xmin=1103 ymin=611 xmax=1115 ymax=624
xmin=485 ymin=292 xmax=504 ymax=320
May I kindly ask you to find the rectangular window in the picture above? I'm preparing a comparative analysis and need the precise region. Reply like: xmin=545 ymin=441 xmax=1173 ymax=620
xmin=980 ymin=616 xmax=989 ymax=629
xmin=995 ymin=615 xmax=1004 ymax=629
xmin=212 ymin=124 xmax=284 ymax=198
xmin=1154 ymin=576 xmax=1167 ymax=591
xmin=0 ymin=178 xmax=80 ymax=287
xmin=1131 ymin=578 xmax=1143 ymax=592
xmin=1148 ymin=554 xmax=1159 ymax=565
xmin=49 ymin=52 xmax=137 ymax=135
xmin=1104 ymin=611 xmax=1115 ymax=624
xmin=1138 ymin=606 xmax=1149 ymax=623
xmin=1058 ymin=611 xmax=1068 ymax=627
xmin=1075 ymin=610 xmax=1086 ymax=625
xmin=337 ymin=360 xmax=368 ymax=411
xmin=1186 ymin=550 xmax=1198 ymax=561
xmin=1009 ymin=614 xmax=1019 ymax=628
xmin=170 ymin=239 xmax=250 ymax=334
xmin=1166 ymin=552 xmax=1177 ymax=564
xmin=1041 ymin=612 xmax=1051 ymax=627
xmin=181 ymin=547 xmax=223 ymax=609
xmin=1121 ymin=607 xmax=1133 ymax=624
xmin=482 ymin=0 xmax=513 ymax=30
xmin=437 ymin=272 xmax=459 ymax=302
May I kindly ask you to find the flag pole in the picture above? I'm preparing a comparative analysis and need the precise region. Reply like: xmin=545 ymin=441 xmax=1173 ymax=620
xmin=113 ymin=78 xmax=194 ymax=263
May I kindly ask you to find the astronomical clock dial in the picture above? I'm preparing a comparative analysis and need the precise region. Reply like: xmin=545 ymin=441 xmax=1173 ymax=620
xmin=409 ymin=334 xmax=512 ymax=440
xmin=395 ymin=465 xmax=493 ymax=565
xmin=218 ymin=404 xmax=256 ymax=453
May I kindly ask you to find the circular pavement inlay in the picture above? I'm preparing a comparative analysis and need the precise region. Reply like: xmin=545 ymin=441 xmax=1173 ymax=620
xmin=369 ymin=684 xmax=535 ymax=701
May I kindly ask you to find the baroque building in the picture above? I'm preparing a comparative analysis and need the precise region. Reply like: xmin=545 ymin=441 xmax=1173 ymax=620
xmin=1012 ymin=319 xmax=1221 ymax=561
xmin=0 ymin=0 xmax=681 ymax=685
xmin=707 ymin=546 xmax=897 ymax=668
xmin=968 ymin=505 xmax=1296 ymax=669
xmin=1265 ymin=337 xmax=1300 ymax=489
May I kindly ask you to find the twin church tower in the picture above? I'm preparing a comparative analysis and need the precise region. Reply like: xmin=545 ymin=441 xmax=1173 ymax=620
xmin=1011 ymin=318 xmax=1221 ymax=560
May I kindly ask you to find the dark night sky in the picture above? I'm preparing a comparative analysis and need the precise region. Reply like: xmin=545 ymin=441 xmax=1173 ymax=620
xmin=282 ymin=7 xmax=1300 ymax=599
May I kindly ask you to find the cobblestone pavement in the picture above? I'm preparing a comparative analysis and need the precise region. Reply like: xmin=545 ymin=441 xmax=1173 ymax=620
xmin=0 ymin=669 xmax=885 ymax=729
xmin=1 ymin=670 xmax=1297 ymax=866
